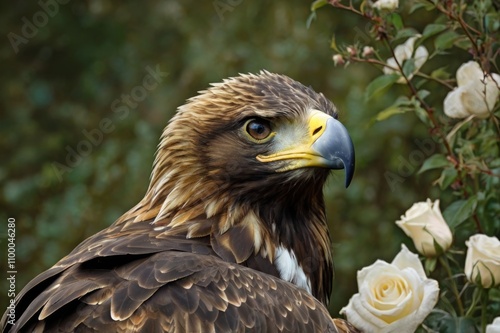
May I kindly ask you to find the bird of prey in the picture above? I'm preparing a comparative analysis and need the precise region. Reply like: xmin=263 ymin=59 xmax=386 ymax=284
xmin=2 ymin=71 xmax=356 ymax=333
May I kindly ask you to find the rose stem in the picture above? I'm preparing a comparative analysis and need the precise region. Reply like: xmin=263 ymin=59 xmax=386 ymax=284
xmin=481 ymin=288 xmax=489 ymax=333
xmin=439 ymin=255 xmax=465 ymax=316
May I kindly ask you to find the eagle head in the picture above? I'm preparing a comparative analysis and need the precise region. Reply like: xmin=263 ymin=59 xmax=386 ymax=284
xmin=121 ymin=70 xmax=355 ymax=304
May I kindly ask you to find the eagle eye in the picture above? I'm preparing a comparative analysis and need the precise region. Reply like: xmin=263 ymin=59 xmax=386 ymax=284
xmin=245 ymin=118 xmax=273 ymax=142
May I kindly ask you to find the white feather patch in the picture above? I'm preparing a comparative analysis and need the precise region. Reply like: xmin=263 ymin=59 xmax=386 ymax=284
xmin=274 ymin=246 xmax=312 ymax=294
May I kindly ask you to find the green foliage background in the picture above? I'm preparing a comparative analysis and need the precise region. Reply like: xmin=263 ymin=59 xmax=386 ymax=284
xmin=0 ymin=0 xmax=457 ymax=316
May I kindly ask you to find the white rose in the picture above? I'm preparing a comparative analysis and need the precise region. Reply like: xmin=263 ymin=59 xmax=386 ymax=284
xmin=487 ymin=317 xmax=500 ymax=333
xmin=373 ymin=0 xmax=399 ymax=11
xmin=465 ymin=234 xmax=500 ymax=288
xmin=383 ymin=36 xmax=429 ymax=83
xmin=444 ymin=61 xmax=500 ymax=119
xmin=396 ymin=199 xmax=453 ymax=257
xmin=340 ymin=245 xmax=439 ymax=333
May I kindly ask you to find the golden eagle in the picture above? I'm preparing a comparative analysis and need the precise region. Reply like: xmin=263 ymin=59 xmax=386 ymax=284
xmin=2 ymin=71 xmax=356 ymax=332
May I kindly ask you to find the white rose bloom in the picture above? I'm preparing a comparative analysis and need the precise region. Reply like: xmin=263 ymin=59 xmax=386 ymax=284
xmin=444 ymin=61 xmax=500 ymax=119
xmin=373 ymin=0 xmax=399 ymax=11
xmin=465 ymin=234 xmax=500 ymax=288
xmin=396 ymin=199 xmax=453 ymax=257
xmin=383 ymin=36 xmax=428 ymax=84
xmin=341 ymin=245 xmax=439 ymax=333
xmin=487 ymin=317 xmax=500 ymax=333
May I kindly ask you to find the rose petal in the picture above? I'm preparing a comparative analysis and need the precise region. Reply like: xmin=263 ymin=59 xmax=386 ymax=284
xmin=444 ymin=87 xmax=471 ymax=119
xmin=380 ymin=278 xmax=439 ymax=333
xmin=393 ymin=244 xmax=426 ymax=279
xmin=341 ymin=294 xmax=389 ymax=331
xmin=357 ymin=260 xmax=396 ymax=287
xmin=461 ymin=83 xmax=492 ymax=118
xmin=394 ymin=42 xmax=411 ymax=64
xmin=486 ymin=317 xmax=500 ymax=333
xmin=399 ymin=201 xmax=428 ymax=221
xmin=413 ymin=45 xmax=428 ymax=72
xmin=383 ymin=57 xmax=398 ymax=76
xmin=457 ymin=61 xmax=484 ymax=87
xmin=485 ymin=74 xmax=500 ymax=111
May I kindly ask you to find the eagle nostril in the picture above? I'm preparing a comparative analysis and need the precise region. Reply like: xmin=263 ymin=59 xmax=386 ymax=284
xmin=312 ymin=126 xmax=322 ymax=137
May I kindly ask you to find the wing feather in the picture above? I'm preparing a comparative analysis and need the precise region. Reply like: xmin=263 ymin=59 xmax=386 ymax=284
xmin=4 ymin=248 xmax=340 ymax=333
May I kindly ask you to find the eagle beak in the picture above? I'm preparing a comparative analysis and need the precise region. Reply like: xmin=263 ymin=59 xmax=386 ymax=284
xmin=256 ymin=110 xmax=355 ymax=188
xmin=310 ymin=114 xmax=355 ymax=188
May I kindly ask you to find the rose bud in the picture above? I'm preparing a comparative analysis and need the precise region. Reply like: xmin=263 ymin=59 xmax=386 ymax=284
xmin=362 ymin=46 xmax=375 ymax=58
xmin=465 ymin=234 xmax=500 ymax=288
xmin=396 ymin=199 xmax=452 ymax=257
xmin=332 ymin=54 xmax=345 ymax=66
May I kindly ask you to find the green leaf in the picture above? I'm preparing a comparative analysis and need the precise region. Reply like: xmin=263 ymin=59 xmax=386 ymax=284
xmin=388 ymin=13 xmax=404 ymax=30
xmin=394 ymin=28 xmax=419 ymax=41
xmin=485 ymin=12 xmax=500 ymax=33
xmin=373 ymin=106 xmax=411 ymax=122
xmin=409 ymin=2 xmax=426 ymax=13
xmin=306 ymin=12 xmax=317 ymax=28
xmin=454 ymin=36 xmax=473 ymax=51
xmin=307 ymin=0 xmax=328 ymax=28
xmin=393 ymin=95 xmax=411 ymax=106
xmin=417 ymin=89 xmax=430 ymax=100
xmin=365 ymin=74 xmax=400 ymax=101
xmin=310 ymin=0 xmax=328 ymax=11
xmin=330 ymin=35 xmax=338 ymax=52
xmin=413 ymin=104 xmax=432 ymax=126
xmin=438 ymin=167 xmax=458 ymax=189
xmin=425 ymin=257 xmax=437 ymax=274
xmin=443 ymin=196 xmax=478 ymax=228
xmin=490 ymin=288 xmax=500 ymax=302
xmin=359 ymin=0 xmax=367 ymax=14
xmin=456 ymin=317 xmax=479 ymax=333
xmin=434 ymin=30 xmax=460 ymax=51
xmin=438 ymin=316 xmax=478 ymax=333
xmin=369 ymin=96 xmax=413 ymax=123
xmin=402 ymin=58 xmax=416 ymax=78
xmin=409 ymin=0 xmax=435 ymax=13
xmin=418 ymin=154 xmax=450 ymax=174
xmin=422 ymin=24 xmax=447 ymax=40
xmin=431 ymin=66 xmax=451 ymax=80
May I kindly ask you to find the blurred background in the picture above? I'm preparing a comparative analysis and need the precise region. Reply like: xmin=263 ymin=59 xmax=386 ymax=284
xmin=1 ymin=0 xmax=446 ymax=315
